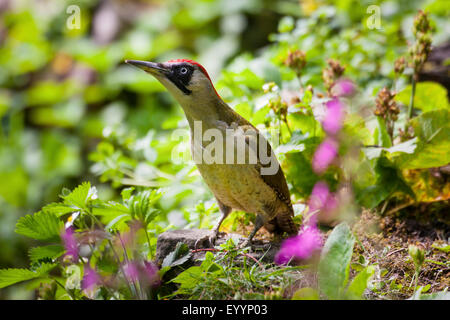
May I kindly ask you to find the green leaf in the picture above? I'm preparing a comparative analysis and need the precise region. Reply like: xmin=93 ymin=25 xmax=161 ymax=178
xmin=318 ymin=222 xmax=355 ymax=299
xmin=15 ymin=211 xmax=63 ymax=241
xmin=162 ymin=242 xmax=191 ymax=268
xmin=41 ymin=202 xmax=76 ymax=217
xmin=29 ymin=245 xmax=64 ymax=263
xmin=356 ymin=156 xmax=415 ymax=208
xmin=62 ymin=181 xmax=96 ymax=209
xmin=374 ymin=117 xmax=392 ymax=148
xmin=292 ymin=287 xmax=320 ymax=300
xmin=396 ymin=109 xmax=450 ymax=169
xmin=346 ymin=265 xmax=375 ymax=299
xmin=170 ymin=266 xmax=202 ymax=290
xmin=396 ymin=82 xmax=450 ymax=112
xmin=0 ymin=263 xmax=57 ymax=289
xmin=409 ymin=287 xmax=450 ymax=300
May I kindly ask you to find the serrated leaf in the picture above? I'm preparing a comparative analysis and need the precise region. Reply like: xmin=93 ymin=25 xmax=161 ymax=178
xmin=318 ymin=222 xmax=355 ymax=299
xmin=29 ymin=245 xmax=64 ymax=263
xmin=41 ymin=202 xmax=76 ymax=217
xmin=0 ymin=263 xmax=57 ymax=289
xmin=15 ymin=211 xmax=63 ymax=241
xmin=162 ymin=242 xmax=191 ymax=268
xmin=346 ymin=265 xmax=375 ymax=300
xmin=62 ymin=181 xmax=94 ymax=209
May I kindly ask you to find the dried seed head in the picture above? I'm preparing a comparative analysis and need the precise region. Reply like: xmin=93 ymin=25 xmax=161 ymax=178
xmin=284 ymin=49 xmax=307 ymax=73
xmin=394 ymin=56 xmax=406 ymax=75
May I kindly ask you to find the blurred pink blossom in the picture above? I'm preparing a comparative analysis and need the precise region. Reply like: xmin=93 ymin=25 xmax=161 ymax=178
xmin=322 ymin=98 xmax=344 ymax=135
xmin=308 ymin=181 xmax=339 ymax=225
xmin=123 ymin=262 xmax=139 ymax=283
xmin=332 ymin=79 xmax=355 ymax=97
xmin=312 ymin=138 xmax=338 ymax=174
xmin=61 ymin=226 xmax=78 ymax=263
xmin=143 ymin=261 xmax=161 ymax=287
xmin=82 ymin=266 xmax=101 ymax=291
xmin=275 ymin=226 xmax=323 ymax=265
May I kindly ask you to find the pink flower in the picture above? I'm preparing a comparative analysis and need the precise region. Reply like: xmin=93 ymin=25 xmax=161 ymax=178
xmin=312 ymin=138 xmax=338 ymax=174
xmin=332 ymin=79 xmax=355 ymax=97
xmin=82 ymin=266 xmax=101 ymax=291
xmin=308 ymin=181 xmax=339 ymax=225
xmin=275 ymin=226 xmax=323 ymax=265
xmin=61 ymin=226 xmax=78 ymax=262
xmin=142 ymin=261 xmax=161 ymax=287
xmin=322 ymin=98 xmax=344 ymax=135
xmin=123 ymin=262 xmax=139 ymax=283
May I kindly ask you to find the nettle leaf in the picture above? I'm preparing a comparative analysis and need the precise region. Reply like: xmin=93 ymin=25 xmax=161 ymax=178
xmin=396 ymin=82 xmax=450 ymax=112
xmin=162 ymin=242 xmax=191 ymax=268
xmin=396 ymin=109 xmax=450 ymax=169
xmin=0 ymin=263 xmax=57 ymax=289
xmin=318 ymin=222 xmax=355 ymax=299
xmin=15 ymin=211 xmax=63 ymax=241
xmin=41 ymin=202 xmax=76 ymax=217
xmin=29 ymin=245 xmax=64 ymax=263
xmin=346 ymin=265 xmax=375 ymax=300
xmin=62 ymin=181 xmax=96 ymax=210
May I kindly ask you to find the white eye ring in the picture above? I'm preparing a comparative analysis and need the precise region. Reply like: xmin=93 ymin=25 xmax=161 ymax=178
xmin=180 ymin=67 xmax=188 ymax=74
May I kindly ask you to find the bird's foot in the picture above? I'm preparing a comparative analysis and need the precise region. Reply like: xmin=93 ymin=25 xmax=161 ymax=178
xmin=237 ymin=238 xmax=252 ymax=250
xmin=194 ymin=229 xmax=219 ymax=249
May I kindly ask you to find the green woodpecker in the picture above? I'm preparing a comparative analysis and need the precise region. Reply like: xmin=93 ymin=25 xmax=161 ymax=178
xmin=125 ymin=59 xmax=298 ymax=247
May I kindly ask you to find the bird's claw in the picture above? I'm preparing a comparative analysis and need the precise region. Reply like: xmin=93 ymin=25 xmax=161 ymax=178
xmin=194 ymin=230 xmax=218 ymax=249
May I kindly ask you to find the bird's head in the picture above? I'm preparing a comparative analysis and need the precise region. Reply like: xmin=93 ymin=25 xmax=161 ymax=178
xmin=125 ymin=59 xmax=220 ymax=107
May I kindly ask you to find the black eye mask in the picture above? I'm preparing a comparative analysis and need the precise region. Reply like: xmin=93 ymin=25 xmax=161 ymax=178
xmin=166 ymin=64 xmax=194 ymax=95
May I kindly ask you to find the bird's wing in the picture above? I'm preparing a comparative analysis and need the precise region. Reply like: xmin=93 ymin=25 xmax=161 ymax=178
xmin=237 ymin=123 xmax=294 ymax=215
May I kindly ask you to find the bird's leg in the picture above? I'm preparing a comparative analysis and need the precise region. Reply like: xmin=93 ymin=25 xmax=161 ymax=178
xmin=195 ymin=202 xmax=231 ymax=248
xmin=239 ymin=214 xmax=265 ymax=249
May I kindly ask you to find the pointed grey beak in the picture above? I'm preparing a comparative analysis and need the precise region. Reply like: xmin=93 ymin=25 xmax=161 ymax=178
xmin=124 ymin=60 xmax=168 ymax=75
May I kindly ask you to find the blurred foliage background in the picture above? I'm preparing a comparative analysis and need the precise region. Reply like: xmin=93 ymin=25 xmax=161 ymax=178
xmin=0 ymin=0 xmax=448 ymax=299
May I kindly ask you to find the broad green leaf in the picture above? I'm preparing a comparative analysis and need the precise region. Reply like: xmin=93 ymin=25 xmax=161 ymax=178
xmin=346 ymin=265 xmax=375 ymax=299
xmin=292 ymin=287 xmax=320 ymax=300
xmin=396 ymin=82 xmax=450 ymax=112
xmin=171 ymin=266 xmax=202 ymax=290
xmin=15 ymin=211 xmax=63 ymax=241
xmin=356 ymin=156 xmax=415 ymax=208
xmin=374 ymin=117 xmax=392 ymax=148
xmin=29 ymin=245 xmax=64 ymax=263
xmin=396 ymin=109 xmax=450 ymax=169
xmin=0 ymin=263 xmax=57 ymax=289
xmin=318 ymin=222 xmax=355 ymax=299
xmin=363 ymin=138 xmax=417 ymax=160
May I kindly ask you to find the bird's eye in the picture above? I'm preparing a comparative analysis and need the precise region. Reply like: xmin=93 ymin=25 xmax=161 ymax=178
xmin=180 ymin=67 xmax=188 ymax=75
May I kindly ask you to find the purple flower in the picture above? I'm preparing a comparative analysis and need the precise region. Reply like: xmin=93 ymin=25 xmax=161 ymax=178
xmin=332 ymin=79 xmax=355 ymax=97
xmin=322 ymin=98 xmax=344 ymax=135
xmin=61 ymin=226 xmax=78 ymax=262
xmin=82 ymin=266 xmax=101 ymax=291
xmin=123 ymin=262 xmax=139 ymax=283
xmin=312 ymin=138 xmax=338 ymax=174
xmin=275 ymin=226 xmax=323 ymax=265
xmin=142 ymin=261 xmax=161 ymax=287
xmin=308 ymin=181 xmax=339 ymax=225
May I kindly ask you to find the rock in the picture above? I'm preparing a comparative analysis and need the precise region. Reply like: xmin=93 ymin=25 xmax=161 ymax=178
xmin=155 ymin=229 xmax=281 ymax=265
